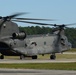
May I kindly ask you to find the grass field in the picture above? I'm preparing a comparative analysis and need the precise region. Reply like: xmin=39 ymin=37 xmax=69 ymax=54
xmin=0 ymin=63 xmax=76 ymax=70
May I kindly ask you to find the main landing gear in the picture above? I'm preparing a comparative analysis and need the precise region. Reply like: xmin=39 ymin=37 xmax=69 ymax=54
xmin=32 ymin=55 xmax=37 ymax=59
xmin=0 ymin=55 xmax=4 ymax=59
xmin=20 ymin=55 xmax=38 ymax=60
xmin=50 ymin=54 xmax=56 ymax=60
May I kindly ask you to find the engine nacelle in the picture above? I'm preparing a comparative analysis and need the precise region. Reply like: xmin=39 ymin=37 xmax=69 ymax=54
xmin=12 ymin=32 xmax=26 ymax=39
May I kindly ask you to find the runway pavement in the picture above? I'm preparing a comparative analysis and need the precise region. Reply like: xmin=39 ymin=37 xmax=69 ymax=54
xmin=0 ymin=59 xmax=76 ymax=63
xmin=0 ymin=69 xmax=76 ymax=75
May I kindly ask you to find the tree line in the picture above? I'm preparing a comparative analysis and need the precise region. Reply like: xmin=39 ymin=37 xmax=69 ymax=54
xmin=19 ymin=26 xmax=76 ymax=48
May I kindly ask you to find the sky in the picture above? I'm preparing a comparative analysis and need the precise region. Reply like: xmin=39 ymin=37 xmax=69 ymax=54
xmin=0 ymin=0 xmax=76 ymax=27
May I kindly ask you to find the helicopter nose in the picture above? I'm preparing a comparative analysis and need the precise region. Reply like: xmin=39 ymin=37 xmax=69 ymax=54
xmin=0 ymin=16 xmax=2 ymax=19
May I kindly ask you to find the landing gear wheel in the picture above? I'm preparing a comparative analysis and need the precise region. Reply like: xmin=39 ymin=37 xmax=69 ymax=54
xmin=32 ymin=55 xmax=37 ymax=59
xmin=20 ymin=55 xmax=25 ymax=60
xmin=0 ymin=55 xmax=4 ymax=59
xmin=50 ymin=55 xmax=56 ymax=60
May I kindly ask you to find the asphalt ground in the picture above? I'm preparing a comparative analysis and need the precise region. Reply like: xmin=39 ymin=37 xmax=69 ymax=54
xmin=0 ymin=69 xmax=76 ymax=75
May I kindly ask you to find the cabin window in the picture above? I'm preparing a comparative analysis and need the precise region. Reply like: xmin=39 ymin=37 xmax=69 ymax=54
xmin=31 ymin=42 xmax=37 ymax=46
xmin=3 ymin=24 xmax=6 ymax=28
xmin=44 ymin=41 xmax=46 ymax=45
xmin=25 ymin=44 xmax=27 ymax=47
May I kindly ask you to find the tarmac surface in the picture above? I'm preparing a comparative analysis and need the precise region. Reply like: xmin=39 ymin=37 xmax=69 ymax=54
xmin=0 ymin=59 xmax=76 ymax=63
xmin=0 ymin=69 xmax=76 ymax=75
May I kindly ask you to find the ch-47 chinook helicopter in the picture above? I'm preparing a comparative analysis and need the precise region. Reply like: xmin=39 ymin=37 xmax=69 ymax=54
xmin=0 ymin=12 xmax=72 ymax=60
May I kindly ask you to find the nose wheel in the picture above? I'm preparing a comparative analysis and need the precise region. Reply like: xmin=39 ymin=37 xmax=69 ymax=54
xmin=0 ymin=55 xmax=4 ymax=59
xmin=32 ymin=55 xmax=37 ymax=59
xmin=50 ymin=54 xmax=56 ymax=60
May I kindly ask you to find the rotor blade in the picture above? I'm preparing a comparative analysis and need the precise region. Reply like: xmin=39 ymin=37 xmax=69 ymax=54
xmin=0 ymin=13 xmax=27 ymax=29
xmin=13 ymin=20 xmax=76 ymax=27
xmin=65 ymin=23 xmax=76 ymax=26
xmin=12 ymin=20 xmax=55 ymax=26
xmin=7 ymin=12 xmax=27 ymax=19
xmin=55 ymin=23 xmax=76 ymax=26
xmin=13 ymin=18 xmax=55 ymax=21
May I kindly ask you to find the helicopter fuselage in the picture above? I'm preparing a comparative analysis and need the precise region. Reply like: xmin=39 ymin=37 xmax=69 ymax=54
xmin=0 ymin=20 xmax=72 ymax=59
xmin=0 ymin=34 xmax=71 ymax=56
